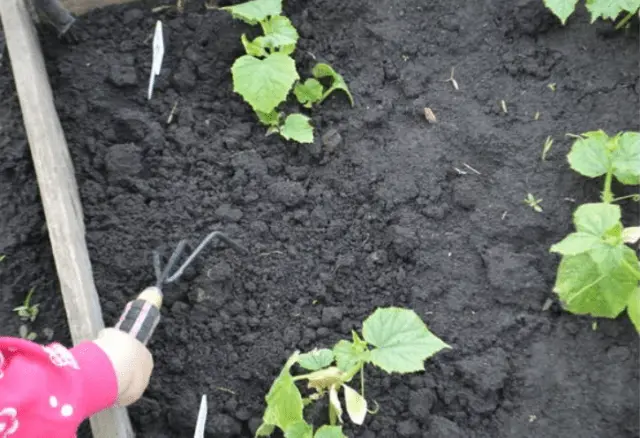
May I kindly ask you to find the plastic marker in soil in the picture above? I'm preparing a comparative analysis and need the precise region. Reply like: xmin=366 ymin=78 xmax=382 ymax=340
xmin=148 ymin=20 xmax=165 ymax=100
xmin=193 ymin=395 xmax=207 ymax=438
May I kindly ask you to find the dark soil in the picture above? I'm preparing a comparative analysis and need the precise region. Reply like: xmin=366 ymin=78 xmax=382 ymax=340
xmin=1 ymin=0 xmax=639 ymax=437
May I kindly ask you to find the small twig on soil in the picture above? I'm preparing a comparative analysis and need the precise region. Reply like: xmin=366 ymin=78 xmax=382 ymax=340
xmin=541 ymin=136 xmax=553 ymax=161
xmin=259 ymin=251 xmax=285 ymax=257
xmin=534 ymin=111 xmax=540 ymax=120
xmin=214 ymin=386 xmax=236 ymax=395
xmin=453 ymin=167 xmax=467 ymax=175
xmin=501 ymin=211 xmax=508 ymax=220
xmin=564 ymin=197 xmax=576 ymax=203
xmin=167 ymin=100 xmax=179 ymax=124
xmin=463 ymin=163 xmax=481 ymax=175
xmin=444 ymin=67 xmax=459 ymax=91
xmin=500 ymin=100 xmax=508 ymax=114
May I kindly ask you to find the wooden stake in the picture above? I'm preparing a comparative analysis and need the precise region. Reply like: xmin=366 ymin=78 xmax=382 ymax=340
xmin=0 ymin=1 xmax=134 ymax=437
xmin=61 ymin=0 xmax=138 ymax=15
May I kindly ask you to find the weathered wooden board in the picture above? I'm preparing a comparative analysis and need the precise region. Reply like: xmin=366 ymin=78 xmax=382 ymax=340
xmin=0 ymin=0 xmax=134 ymax=437
xmin=62 ymin=0 xmax=139 ymax=15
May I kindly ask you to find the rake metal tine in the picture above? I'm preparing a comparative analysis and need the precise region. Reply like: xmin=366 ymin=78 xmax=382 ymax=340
xmin=164 ymin=231 xmax=248 ymax=284
xmin=156 ymin=239 xmax=188 ymax=286
xmin=152 ymin=250 xmax=162 ymax=286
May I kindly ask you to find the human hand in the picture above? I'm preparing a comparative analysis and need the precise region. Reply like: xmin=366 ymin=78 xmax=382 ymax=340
xmin=92 ymin=328 xmax=154 ymax=407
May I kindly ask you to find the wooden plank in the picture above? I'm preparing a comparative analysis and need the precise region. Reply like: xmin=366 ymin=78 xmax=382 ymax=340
xmin=61 ymin=0 xmax=138 ymax=15
xmin=0 ymin=1 xmax=135 ymax=437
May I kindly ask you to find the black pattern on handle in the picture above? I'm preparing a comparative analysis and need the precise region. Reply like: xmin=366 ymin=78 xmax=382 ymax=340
xmin=115 ymin=299 xmax=161 ymax=345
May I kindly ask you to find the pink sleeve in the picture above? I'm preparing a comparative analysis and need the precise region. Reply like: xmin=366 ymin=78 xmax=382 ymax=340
xmin=0 ymin=337 xmax=118 ymax=438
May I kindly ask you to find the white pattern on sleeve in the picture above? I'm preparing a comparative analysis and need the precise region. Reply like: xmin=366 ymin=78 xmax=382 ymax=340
xmin=0 ymin=407 xmax=19 ymax=437
xmin=42 ymin=344 xmax=80 ymax=370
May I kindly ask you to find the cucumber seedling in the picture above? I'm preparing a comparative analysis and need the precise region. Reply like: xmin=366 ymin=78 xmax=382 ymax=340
xmin=550 ymin=130 xmax=640 ymax=332
xmin=543 ymin=0 xmax=639 ymax=29
xmin=254 ymin=307 xmax=450 ymax=437
xmin=220 ymin=0 xmax=353 ymax=144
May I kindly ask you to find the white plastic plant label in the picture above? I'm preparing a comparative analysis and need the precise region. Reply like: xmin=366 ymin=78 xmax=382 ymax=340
xmin=148 ymin=20 xmax=165 ymax=100
xmin=193 ymin=394 xmax=207 ymax=438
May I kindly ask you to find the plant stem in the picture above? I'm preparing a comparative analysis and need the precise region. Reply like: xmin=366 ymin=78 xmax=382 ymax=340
xmin=360 ymin=367 xmax=365 ymax=398
xmin=602 ymin=170 xmax=614 ymax=203
xmin=615 ymin=12 xmax=634 ymax=30
xmin=611 ymin=194 xmax=640 ymax=203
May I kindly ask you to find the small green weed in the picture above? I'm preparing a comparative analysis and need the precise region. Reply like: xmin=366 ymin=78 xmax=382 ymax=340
xmin=14 ymin=287 xmax=39 ymax=323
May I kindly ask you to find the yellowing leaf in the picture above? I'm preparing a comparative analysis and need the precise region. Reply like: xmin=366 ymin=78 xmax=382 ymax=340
xmin=300 ymin=367 xmax=344 ymax=392
xmin=362 ymin=307 xmax=450 ymax=373
xmin=329 ymin=384 xmax=343 ymax=424
xmin=221 ymin=0 xmax=282 ymax=24
xmin=279 ymin=114 xmax=314 ymax=143
xmin=622 ymin=227 xmax=640 ymax=244
xmin=231 ymin=53 xmax=298 ymax=114
xmin=343 ymin=384 xmax=368 ymax=425
xmin=627 ymin=287 xmax=640 ymax=333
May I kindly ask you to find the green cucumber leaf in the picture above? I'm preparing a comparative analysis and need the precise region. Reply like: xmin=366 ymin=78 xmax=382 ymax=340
xmin=332 ymin=339 xmax=369 ymax=372
xmin=261 ymin=16 xmax=299 ymax=50
xmin=241 ymin=34 xmax=268 ymax=57
xmin=231 ymin=53 xmax=299 ymax=114
xmin=573 ymin=203 xmax=621 ymax=236
xmin=312 ymin=63 xmax=354 ymax=106
xmin=294 ymin=79 xmax=324 ymax=108
xmin=553 ymin=248 xmax=639 ymax=318
xmin=258 ymin=352 xmax=305 ymax=433
xmin=256 ymin=109 xmax=281 ymax=127
xmin=279 ymin=114 xmax=314 ymax=143
xmin=550 ymin=232 xmax=603 ymax=256
xmin=298 ymin=348 xmax=335 ymax=371
xmin=627 ymin=287 xmax=640 ymax=332
xmin=611 ymin=132 xmax=640 ymax=185
xmin=567 ymin=131 xmax=610 ymax=178
xmin=552 ymin=203 xmax=625 ymax=274
xmin=222 ymin=0 xmax=282 ymax=25
xmin=256 ymin=423 xmax=276 ymax=436
xmin=585 ymin=0 xmax=640 ymax=22
xmin=362 ymin=307 xmax=450 ymax=373
xmin=284 ymin=421 xmax=314 ymax=438
xmin=314 ymin=425 xmax=346 ymax=438
xmin=543 ymin=0 xmax=580 ymax=24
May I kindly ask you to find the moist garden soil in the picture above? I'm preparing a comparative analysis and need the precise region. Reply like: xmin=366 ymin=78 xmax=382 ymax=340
xmin=0 ymin=0 xmax=639 ymax=437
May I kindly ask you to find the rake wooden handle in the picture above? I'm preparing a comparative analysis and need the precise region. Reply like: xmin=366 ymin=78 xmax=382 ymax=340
xmin=61 ymin=0 xmax=138 ymax=15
